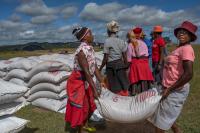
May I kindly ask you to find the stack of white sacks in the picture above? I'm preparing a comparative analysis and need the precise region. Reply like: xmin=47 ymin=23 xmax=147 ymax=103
xmin=0 ymin=79 xmax=29 ymax=132
xmin=0 ymin=52 xmax=104 ymax=116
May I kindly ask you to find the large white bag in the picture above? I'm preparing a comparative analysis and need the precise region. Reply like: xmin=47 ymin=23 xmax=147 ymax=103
xmin=27 ymin=90 xmax=67 ymax=102
xmin=0 ymin=71 xmax=7 ymax=78
xmin=0 ymin=102 xmax=26 ymax=116
xmin=28 ymin=71 xmax=70 ymax=87
xmin=9 ymin=78 xmax=28 ymax=87
xmin=32 ymin=98 xmax=67 ymax=112
xmin=0 ymin=116 xmax=29 ymax=133
xmin=0 ymin=60 xmax=13 ymax=71
xmin=96 ymin=88 xmax=161 ymax=123
xmin=7 ymin=59 xmax=37 ymax=71
xmin=8 ymin=57 xmax=25 ymax=62
xmin=4 ymin=69 xmax=28 ymax=81
xmin=27 ymin=61 xmax=71 ymax=79
xmin=30 ymin=81 xmax=67 ymax=94
xmin=0 ymin=80 xmax=28 ymax=104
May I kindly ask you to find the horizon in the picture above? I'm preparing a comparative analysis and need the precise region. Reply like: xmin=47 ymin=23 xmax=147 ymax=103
xmin=0 ymin=0 xmax=200 ymax=45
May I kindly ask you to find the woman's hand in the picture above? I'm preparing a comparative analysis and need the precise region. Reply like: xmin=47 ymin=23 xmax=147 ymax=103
xmin=100 ymin=82 xmax=107 ymax=88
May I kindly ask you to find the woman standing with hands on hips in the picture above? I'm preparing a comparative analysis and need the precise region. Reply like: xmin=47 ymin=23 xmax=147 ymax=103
xmin=65 ymin=27 xmax=106 ymax=133
xmin=149 ymin=21 xmax=197 ymax=133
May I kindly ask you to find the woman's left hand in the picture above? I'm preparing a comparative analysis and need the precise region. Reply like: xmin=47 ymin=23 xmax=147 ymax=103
xmin=100 ymin=82 xmax=107 ymax=88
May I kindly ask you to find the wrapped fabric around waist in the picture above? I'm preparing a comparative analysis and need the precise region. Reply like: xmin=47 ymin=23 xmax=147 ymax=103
xmin=132 ymin=56 xmax=148 ymax=59
xmin=72 ymin=70 xmax=94 ymax=81
xmin=106 ymin=59 xmax=128 ymax=70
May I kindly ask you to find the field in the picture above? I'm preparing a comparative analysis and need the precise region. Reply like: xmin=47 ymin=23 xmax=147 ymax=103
xmin=1 ymin=45 xmax=199 ymax=133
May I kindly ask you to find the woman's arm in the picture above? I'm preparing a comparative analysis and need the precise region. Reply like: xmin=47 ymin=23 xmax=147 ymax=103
xmin=99 ymin=53 xmax=108 ymax=71
xmin=77 ymin=50 xmax=99 ymax=98
xmin=122 ymin=52 xmax=128 ymax=65
xmin=162 ymin=60 xmax=193 ymax=99
xmin=159 ymin=47 xmax=165 ymax=66
xmin=95 ymin=65 xmax=104 ymax=82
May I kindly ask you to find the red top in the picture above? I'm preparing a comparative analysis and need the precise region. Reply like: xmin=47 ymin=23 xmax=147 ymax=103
xmin=152 ymin=37 xmax=165 ymax=62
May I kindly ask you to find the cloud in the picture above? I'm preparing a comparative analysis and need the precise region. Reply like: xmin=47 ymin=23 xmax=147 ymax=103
xmin=0 ymin=20 xmax=34 ymax=31
xmin=16 ymin=0 xmax=77 ymax=24
xmin=61 ymin=6 xmax=77 ymax=19
xmin=16 ymin=0 xmax=57 ymax=16
xmin=9 ymin=14 xmax=21 ymax=22
xmin=31 ymin=15 xmax=57 ymax=24
xmin=0 ymin=20 xmax=76 ymax=45
xmin=80 ymin=2 xmax=124 ymax=22
xmin=19 ymin=30 xmax=35 ymax=39
xmin=80 ymin=3 xmax=200 ymax=28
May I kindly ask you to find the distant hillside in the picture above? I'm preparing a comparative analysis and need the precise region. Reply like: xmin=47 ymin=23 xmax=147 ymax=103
xmin=0 ymin=41 xmax=103 ymax=52
xmin=0 ymin=42 xmax=81 ymax=51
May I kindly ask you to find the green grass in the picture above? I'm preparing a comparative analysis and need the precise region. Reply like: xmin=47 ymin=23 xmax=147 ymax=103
xmin=10 ymin=45 xmax=200 ymax=132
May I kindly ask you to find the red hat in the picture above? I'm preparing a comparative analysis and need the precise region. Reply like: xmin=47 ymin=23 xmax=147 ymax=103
xmin=174 ymin=21 xmax=198 ymax=42
xmin=133 ymin=27 xmax=142 ymax=34
xmin=153 ymin=25 xmax=163 ymax=32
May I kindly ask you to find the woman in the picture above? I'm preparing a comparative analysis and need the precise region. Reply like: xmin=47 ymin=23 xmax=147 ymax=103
xmin=99 ymin=20 xmax=129 ymax=96
xmin=65 ymin=27 xmax=105 ymax=133
xmin=152 ymin=25 xmax=166 ymax=84
xmin=149 ymin=21 xmax=197 ymax=133
xmin=127 ymin=27 xmax=154 ymax=95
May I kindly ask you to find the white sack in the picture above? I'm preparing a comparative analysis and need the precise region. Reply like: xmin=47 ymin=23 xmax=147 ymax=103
xmin=28 ymin=71 xmax=70 ymax=87
xmin=90 ymin=109 xmax=104 ymax=122
xmin=0 ymin=60 xmax=13 ymax=71
xmin=27 ymin=61 xmax=71 ymax=79
xmin=58 ymin=107 xmax=66 ymax=114
xmin=7 ymin=59 xmax=37 ymax=71
xmin=32 ymin=98 xmax=67 ymax=112
xmin=30 ymin=81 xmax=67 ymax=94
xmin=9 ymin=78 xmax=28 ymax=87
xmin=0 ymin=116 xmax=29 ymax=133
xmin=96 ymin=88 xmax=161 ymax=123
xmin=0 ymin=80 xmax=28 ymax=104
xmin=0 ymin=71 xmax=7 ymax=78
xmin=4 ymin=69 xmax=28 ymax=81
xmin=0 ymin=102 xmax=26 ymax=116
xmin=27 ymin=90 xmax=66 ymax=102
xmin=8 ymin=57 xmax=25 ymax=62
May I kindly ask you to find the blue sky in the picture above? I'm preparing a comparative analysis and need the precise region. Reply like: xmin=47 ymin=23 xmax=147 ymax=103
xmin=0 ymin=0 xmax=199 ymax=45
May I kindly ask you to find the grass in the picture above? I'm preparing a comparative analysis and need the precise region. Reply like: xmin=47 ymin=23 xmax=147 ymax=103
xmin=6 ymin=45 xmax=200 ymax=133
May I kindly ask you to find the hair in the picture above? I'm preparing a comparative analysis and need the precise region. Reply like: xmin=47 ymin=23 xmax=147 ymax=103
xmin=107 ymin=29 xmax=117 ymax=37
xmin=72 ymin=27 xmax=89 ymax=41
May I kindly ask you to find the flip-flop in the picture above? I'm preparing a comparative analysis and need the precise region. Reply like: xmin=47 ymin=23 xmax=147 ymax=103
xmin=83 ymin=126 xmax=96 ymax=132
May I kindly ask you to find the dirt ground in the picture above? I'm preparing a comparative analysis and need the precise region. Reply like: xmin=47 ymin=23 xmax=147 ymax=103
xmin=92 ymin=121 xmax=155 ymax=133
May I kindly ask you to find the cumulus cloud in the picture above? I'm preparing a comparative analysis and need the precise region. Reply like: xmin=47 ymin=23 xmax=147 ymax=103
xmin=0 ymin=20 xmax=34 ymax=32
xmin=16 ymin=0 xmax=77 ymax=24
xmin=80 ymin=2 xmax=124 ymax=22
xmin=16 ymin=0 xmax=57 ymax=16
xmin=9 ymin=14 xmax=21 ymax=22
xmin=61 ymin=6 xmax=78 ymax=19
xmin=80 ymin=3 xmax=200 ymax=28
xmin=0 ymin=20 xmax=76 ymax=45
xmin=31 ymin=15 xmax=57 ymax=24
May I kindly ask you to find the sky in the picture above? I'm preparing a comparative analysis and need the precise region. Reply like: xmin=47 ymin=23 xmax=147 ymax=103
xmin=0 ymin=0 xmax=200 ymax=45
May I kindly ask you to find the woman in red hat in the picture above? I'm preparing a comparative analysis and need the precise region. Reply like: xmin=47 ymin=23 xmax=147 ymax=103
xmin=152 ymin=25 xmax=166 ymax=85
xmin=127 ymin=27 xmax=154 ymax=95
xmin=149 ymin=21 xmax=197 ymax=133
xmin=65 ymin=27 xmax=105 ymax=133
